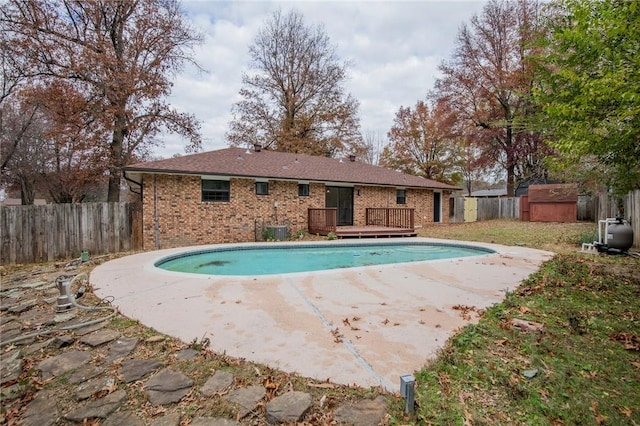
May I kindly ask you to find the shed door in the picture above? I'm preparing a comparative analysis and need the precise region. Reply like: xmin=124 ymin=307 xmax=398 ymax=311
xmin=326 ymin=187 xmax=353 ymax=226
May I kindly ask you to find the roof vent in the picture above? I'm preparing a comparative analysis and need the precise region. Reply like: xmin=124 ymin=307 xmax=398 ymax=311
xmin=349 ymin=154 xmax=356 ymax=162
xmin=254 ymin=144 xmax=262 ymax=152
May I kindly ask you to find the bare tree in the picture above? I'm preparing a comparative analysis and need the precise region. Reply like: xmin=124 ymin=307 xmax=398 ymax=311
xmin=361 ymin=131 xmax=386 ymax=165
xmin=0 ymin=95 xmax=49 ymax=204
xmin=1 ymin=0 xmax=203 ymax=202
xmin=435 ymin=0 xmax=547 ymax=196
xmin=227 ymin=9 xmax=363 ymax=157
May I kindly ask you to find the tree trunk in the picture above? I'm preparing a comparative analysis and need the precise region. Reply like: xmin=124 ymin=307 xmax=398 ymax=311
xmin=19 ymin=176 xmax=35 ymax=205
xmin=107 ymin=111 xmax=127 ymax=202
xmin=505 ymin=125 xmax=516 ymax=197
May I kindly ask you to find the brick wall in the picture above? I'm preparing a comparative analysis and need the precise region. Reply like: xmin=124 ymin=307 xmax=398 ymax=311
xmin=142 ymin=175 xmax=449 ymax=249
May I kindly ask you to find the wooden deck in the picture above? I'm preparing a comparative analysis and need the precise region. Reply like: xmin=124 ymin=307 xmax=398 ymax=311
xmin=334 ymin=226 xmax=417 ymax=238
xmin=308 ymin=207 xmax=417 ymax=238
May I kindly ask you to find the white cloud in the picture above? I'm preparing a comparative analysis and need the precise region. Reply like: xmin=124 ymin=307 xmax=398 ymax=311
xmin=159 ymin=1 xmax=487 ymax=157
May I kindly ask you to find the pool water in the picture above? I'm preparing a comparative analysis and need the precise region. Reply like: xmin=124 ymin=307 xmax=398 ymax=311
xmin=156 ymin=242 xmax=493 ymax=276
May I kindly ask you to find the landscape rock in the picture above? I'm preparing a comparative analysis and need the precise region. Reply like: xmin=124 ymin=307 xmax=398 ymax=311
xmin=73 ymin=321 xmax=107 ymax=336
xmin=200 ymin=370 xmax=234 ymax=396
xmin=144 ymin=368 xmax=193 ymax=405
xmin=511 ymin=318 xmax=545 ymax=333
xmin=68 ymin=364 xmax=105 ymax=384
xmin=52 ymin=334 xmax=75 ymax=348
xmin=8 ymin=299 xmax=37 ymax=313
xmin=0 ymin=349 xmax=23 ymax=385
xmin=175 ymin=347 xmax=199 ymax=360
xmin=80 ymin=329 xmax=121 ymax=347
xmin=76 ymin=376 xmax=115 ymax=400
xmin=24 ymin=338 xmax=55 ymax=355
xmin=63 ymin=389 xmax=126 ymax=421
xmin=0 ymin=382 xmax=28 ymax=401
xmin=106 ymin=336 xmax=139 ymax=361
xmin=190 ymin=418 xmax=241 ymax=426
xmin=102 ymin=410 xmax=145 ymax=426
xmin=266 ymin=391 xmax=312 ymax=423
xmin=21 ymin=390 xmax=59 ymax=426
xmin=120 ymin=358 xmax=162 ymax=383
xmin=227 ymin=386 xmax=266 ymax=418
xmin=334 ymin=396 xmax=388 ymax=426
xmin=150 ymin=412 xmax=181 ymax=426
xmin=38 ymin=350 xmax=91 ymax=379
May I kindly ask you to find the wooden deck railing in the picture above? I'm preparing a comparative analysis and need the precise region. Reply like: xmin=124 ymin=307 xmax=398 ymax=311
xmin=365 ymin=208 xmax=414 ymax=229
xmin=308 ymin=208 xmax=337 ymax=235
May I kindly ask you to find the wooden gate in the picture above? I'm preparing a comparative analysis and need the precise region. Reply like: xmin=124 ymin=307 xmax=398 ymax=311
xmin=463 ymin=197 xmax=478 ymax=222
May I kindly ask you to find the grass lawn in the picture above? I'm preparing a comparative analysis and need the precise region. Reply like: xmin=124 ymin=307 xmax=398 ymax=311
xmin=384 ymin=220 xmax=640 ymax=425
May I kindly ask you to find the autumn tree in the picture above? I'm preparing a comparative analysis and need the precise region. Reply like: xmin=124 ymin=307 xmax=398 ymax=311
xmin=37 ymin=82 xmax=108 ymax=203
xmin=534 ymin=0 xmax=640 ymax=195
xmin=0 ymin=94 xmax=49 ymax=204
xmin=1 ymin=0 xmax=202 ymax=202
xmin=435 ymin=0 xmax=548 ymax=196
xmin=227 ymin=9 xmax=363 ymax=157
xmin=381 ymin=100 xmax=462 ymax=185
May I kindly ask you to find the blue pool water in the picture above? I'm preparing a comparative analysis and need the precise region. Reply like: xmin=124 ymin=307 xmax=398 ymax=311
xmin=156 ymin=242 xmax=493 ymax=276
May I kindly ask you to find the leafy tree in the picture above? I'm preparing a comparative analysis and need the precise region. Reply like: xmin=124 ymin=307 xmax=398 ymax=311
xmin=435 ymin=0 xmax=548 ymax=196
xmin=1 ymin=0 xmax=202 ymax=202
xmin=227 ymin=9 xmax=363 ymax=157
xmin=534 ymin=0 xmax=640 ymax=195
xmin=381 ymin=99 xmax=462 ymax=185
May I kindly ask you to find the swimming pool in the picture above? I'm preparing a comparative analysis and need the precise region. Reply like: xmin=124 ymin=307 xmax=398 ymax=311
xmin=156 ymin=242 xmax=494 ymax=275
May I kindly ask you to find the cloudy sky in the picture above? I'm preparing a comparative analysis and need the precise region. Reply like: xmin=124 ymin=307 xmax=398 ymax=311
xmin=160 ymin=1 xmax=488 ymax=158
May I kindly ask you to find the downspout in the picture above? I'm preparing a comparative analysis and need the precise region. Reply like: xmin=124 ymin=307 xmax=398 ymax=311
xmin=123 ymin=172 xmax=141 ymax=196
xmin=154 ymin=175 xmax=159 ymax=249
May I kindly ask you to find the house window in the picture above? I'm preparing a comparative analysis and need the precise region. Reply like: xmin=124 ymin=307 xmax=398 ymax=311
xmin=256 ymin=182 xmax=269 ymax=195
xmin=396 ymin=189 xmax=406 ymax=204
xmin=202 ymin=180 xmax=230 ymax=202
xmin=298 ymin=183 xmax=309 ymax=197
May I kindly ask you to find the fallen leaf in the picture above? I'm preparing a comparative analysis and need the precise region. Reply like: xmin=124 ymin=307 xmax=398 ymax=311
xmin=519 ymin=306 xmax=533 ymax=314
xmin=342 ymin=317 xmax=351 ymax=326
xmin=618 ymin=406 xmax=632 ymax=417
xmin=382 ymin=318 xmax=389 ymax=325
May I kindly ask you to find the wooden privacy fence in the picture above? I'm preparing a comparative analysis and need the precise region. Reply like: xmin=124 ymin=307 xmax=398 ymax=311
xmin=1 ymin=202 xmax=142 ymax=265
xmin=450 ymin=197 xmax=520 ymax=222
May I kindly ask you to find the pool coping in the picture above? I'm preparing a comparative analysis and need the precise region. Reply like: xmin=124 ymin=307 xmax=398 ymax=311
xmin=91 ymin=238 xmax=554 ymax=392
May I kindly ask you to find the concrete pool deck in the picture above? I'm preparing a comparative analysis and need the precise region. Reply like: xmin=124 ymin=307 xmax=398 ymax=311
xmin=91 ymin=238 xmax=553 ymax=392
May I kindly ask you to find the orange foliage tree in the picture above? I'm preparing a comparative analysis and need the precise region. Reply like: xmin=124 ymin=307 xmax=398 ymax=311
xmin=435 ymin=0 xmax=549 ymax=196
xmin=381 ymin=100 xmax=463 ymax=186
xmin=2 ymin=0 xmax=202 ymax=202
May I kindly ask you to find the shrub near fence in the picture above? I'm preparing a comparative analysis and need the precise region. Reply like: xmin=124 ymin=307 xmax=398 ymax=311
xmin=0 ymin=202 xmax=142 ymax=265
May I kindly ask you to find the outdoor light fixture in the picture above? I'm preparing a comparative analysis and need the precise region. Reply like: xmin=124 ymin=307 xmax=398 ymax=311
xmin=400 ymin=374 xmax=415 ymax=414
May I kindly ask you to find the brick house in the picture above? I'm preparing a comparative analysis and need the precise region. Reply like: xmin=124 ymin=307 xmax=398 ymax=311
xmin=124 ymin=146 xmax=458 ymax=249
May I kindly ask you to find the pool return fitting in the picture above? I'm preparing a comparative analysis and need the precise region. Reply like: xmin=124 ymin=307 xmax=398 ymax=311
xmin=0 ymin=273 xmax=117 ymax=347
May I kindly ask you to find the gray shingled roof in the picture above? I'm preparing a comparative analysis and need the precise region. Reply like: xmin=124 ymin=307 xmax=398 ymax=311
xmin=124 ymin=147 xmax=458 ymax=190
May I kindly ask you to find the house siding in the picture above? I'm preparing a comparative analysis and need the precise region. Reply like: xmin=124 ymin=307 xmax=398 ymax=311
xmin=142 ymin=175 xmax=450 ymax=249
